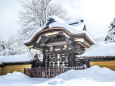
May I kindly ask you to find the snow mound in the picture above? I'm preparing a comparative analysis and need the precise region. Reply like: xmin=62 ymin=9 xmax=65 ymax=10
xmin=49 ymin=16 xmax=85 ymax=34
xmin=49 ymin=16 xmax=65 ymax=23
xmin=49 ymin=22 xmax=85 ymax=34
xmin=0 ymin=72 xmax=30 ymax=81
xmin=1 ymin=66 xmax=115 ymax=86
xmin=0 ymin=72 xmax=38 ymax=86
xmin=57 ymin=66 xmax=115 ymax=82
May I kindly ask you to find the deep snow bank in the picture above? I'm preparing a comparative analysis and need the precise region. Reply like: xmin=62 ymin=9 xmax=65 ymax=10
xmin=1 ymin=66 xmax=115 ymax=86
xmin=57 ymin=66 xmax=115 ymax=82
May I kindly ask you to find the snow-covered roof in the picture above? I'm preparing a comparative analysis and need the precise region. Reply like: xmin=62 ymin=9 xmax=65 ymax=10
xmin=81 ymin=42 xmax=115 ymax=56
xmin=0 ymin=53 xmax=34 ymax=64
xmin=24 ymin=16 xmax=91 ymax=44
xmin=47 ymin=16 xmax=86 ymax=33
xmin=49 ymin=22 xmax=85 ymax=34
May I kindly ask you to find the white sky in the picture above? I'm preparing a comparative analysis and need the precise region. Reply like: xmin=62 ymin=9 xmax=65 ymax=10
xmin=0 ymin=0 xmax=20 ymax=39
xmin=62 ymin=0 xmax=115 ymax=39
xmin=0 ymin=0 xmax=115 ymax=40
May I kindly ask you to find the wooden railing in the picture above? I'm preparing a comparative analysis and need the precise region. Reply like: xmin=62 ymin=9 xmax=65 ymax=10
xmin=24 ymin=66 xmax=85 ymax=78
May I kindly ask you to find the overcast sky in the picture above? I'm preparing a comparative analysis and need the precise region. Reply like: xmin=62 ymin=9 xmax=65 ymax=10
xmin=0 ymin=0 xmax=115 ymax=40
xmin=0 ymin=0 xmax=20 ymax=39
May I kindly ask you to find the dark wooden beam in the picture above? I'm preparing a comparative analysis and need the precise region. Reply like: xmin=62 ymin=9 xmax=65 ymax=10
xmin=46 ymin=41 xmax=68 ymax=47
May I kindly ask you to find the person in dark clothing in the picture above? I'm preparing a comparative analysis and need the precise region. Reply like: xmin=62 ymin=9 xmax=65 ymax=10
xmin=32 ymin=53 xmax=42 ymax=68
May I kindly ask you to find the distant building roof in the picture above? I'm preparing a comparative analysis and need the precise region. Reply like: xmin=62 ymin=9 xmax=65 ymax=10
xmin=81 ymin=43 xmax=115 ymax=56
xmin=0 ymin=53 xmax=33 ymax=64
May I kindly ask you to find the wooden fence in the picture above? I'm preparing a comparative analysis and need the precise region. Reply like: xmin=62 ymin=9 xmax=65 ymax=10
xmin=24 ymin=66 xmax=85 ymax=78
xmin=79 ymin=56 xmax=115 ymax=61
xmin=24 ymin=56 xmax=115 ymax=78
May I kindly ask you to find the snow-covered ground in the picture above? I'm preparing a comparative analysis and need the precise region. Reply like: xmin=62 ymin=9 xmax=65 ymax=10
xmin=1 ymin=66 xmax=115 ymax=86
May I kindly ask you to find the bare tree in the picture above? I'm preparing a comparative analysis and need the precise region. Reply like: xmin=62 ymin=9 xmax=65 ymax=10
xmin=0 ymin=37 xmax=5 ymax=53
xmin=0 ymin=36 xmax=28 ymax=56
xmin=19 ymin=0 xmax=67 ymax=41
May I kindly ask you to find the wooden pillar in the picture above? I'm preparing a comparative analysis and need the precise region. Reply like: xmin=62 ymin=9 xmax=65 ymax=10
xmin=73 ymin=53 xmax=76 ymax=67
xmin=68 ymin=53 xmax=73 ymax=67
xmin=42 ymin=47 xmax=46 ymax=67
xmin=46 ymin=55 xmax=49 ymax=67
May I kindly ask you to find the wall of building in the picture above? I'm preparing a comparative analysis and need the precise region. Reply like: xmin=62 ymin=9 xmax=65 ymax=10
xmin=0 ymin=67 xmax=3 ymax=75
xmin=90 ymin=61 xmax=115 ymax=70
xmin=0 ymin=64 xmax=31 ymax=75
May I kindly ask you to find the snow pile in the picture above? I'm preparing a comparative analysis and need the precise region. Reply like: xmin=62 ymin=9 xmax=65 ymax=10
xmin=49 ymin=16 xmax=85 ymax=34
xmin=1 ymin=66 xmax=115 ymax=86
xmin=0 ymin=52 xmax=34 ymax=64
xmin=49 ymin=16 xmax=65 ymax=24
xmin=81 ymin=42 xmax=115 ymax=56
xmin=0 ymin=72 xmax=30 ymax=81
xmin=66 ymin=17 xmax=85 ymax=30
xmin=57 ymin=66 xmax=115 ymax=82
xmin=0 ymin=71 xmax=46 ymax=86
xmin=0 ymin=71 xmax=38 ymax=86
xmin=49 ymin=22 xmax=85 ymax=34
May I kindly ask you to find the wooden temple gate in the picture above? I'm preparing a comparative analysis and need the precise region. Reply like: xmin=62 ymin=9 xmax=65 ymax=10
xmin=24 ymin=18 xmax=95 ymax=78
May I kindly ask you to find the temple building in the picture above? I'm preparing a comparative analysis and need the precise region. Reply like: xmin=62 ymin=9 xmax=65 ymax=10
xmin=24 ymin=16 xmax=95 ymax=68
xmin=0 ymin=17 xmax=115 ymax=77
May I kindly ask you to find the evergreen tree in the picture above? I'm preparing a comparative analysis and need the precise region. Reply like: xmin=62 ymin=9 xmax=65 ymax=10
xmin=105 ymin=18 xmax=115 ymax=43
